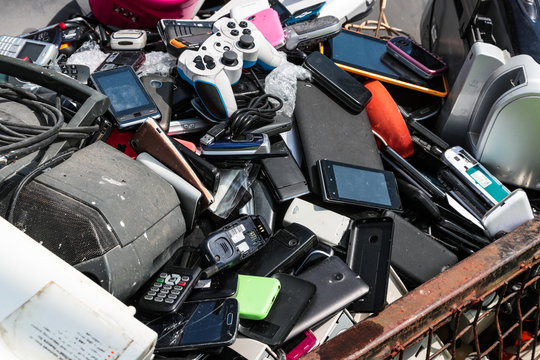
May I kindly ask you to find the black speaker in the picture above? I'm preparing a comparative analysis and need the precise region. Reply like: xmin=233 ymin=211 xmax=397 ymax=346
xmin=11 ymin=141 xmax=186 ymax=300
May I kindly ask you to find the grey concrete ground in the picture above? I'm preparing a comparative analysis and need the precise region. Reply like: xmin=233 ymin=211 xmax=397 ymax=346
xmin=0 ymin=0 xmax=430 ymax=39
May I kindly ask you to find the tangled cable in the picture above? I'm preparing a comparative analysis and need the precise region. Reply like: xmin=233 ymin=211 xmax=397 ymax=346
xmin=0 ymin=82 xmax=99 ymax=168
xmin=227 ymin=93 xmax=283 ymax=138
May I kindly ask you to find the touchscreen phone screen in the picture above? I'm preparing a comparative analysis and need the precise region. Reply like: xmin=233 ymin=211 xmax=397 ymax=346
xmin=95 ymin=69 xmax=151 ymax=114
xmin=332 ymin=164 xmax=392 ymax=206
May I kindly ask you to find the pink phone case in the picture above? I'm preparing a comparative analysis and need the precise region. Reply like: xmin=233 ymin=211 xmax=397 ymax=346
xmin=286 ymin=330 xmax=317 ymax=360
xmin=247 ymin=8 xmax=286 ymax=48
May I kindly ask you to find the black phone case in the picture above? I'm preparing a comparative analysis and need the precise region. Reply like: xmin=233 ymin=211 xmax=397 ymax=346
xmin=285 ymin=255 xmax=369 ymax=342
xmin=347 ymin=217 xmax=393 ymax=313
xmin=303 ymin=51 xmax=372 ymax=113
xmin=261 ymin=139 xmax=310 ymax=202
xmin=141 ymin=75 xmax=174 ymax=132
xmin=239 ymin=223 xmax=318 ymax=277
xmin=170 ymin=135 xmax=220 ymax=194
xmin=187 ymin=269 xmax=239 ymax=302
xmin=384 ymin=210 xmax=458 ymax=285
xmin=238 ymin=273 xmax=316 ymax=346
xmin=294 ymin=80 xmax=383 ymax=193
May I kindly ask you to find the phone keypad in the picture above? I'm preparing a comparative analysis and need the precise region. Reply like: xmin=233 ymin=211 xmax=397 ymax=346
xmin=0 ymin=36 xmax=23 ymax=57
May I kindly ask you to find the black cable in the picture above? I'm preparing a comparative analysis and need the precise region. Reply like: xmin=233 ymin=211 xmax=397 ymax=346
xmin=227 ymin=93 xmax=283 ymax=138
xmin=6 ymin=148 xmax=76 ymax=223
xmin=0 ymin=82 xmax=97 ymax=168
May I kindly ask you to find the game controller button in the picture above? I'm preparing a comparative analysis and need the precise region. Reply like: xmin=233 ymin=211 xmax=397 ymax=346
xmin=223 ymin=46 xmax=231 ymax=51
xmin=194 ymin=55 xmax=203 ymax=63
xmin=231 ymin=29 xmax=239 ymax=36
xmin=201 ymin=46 xmax=207 ymax=50
xmin=195 ymin=62 xmax=205 ymax=70
xmin=207 ymin=61 xmax=216 ymax=69
xmin=238 ymin=34 xmax=255 ymax=49
xmin=216 ymin=42 xmax=221 ymax=47
xmin=203 ymin=55 xmax=214 ymax=63
xmin=239 ymin=21 xmax=248 ymax=28
xmin=227 ymin=21 xmax=236 ymax=29
xmin=221 ymin=50 xmax=238 ymax=66
xmin=216 ymin=32 xmax=222 ymax=36
xmin=242 ymin=29 xmax=251 ymax=35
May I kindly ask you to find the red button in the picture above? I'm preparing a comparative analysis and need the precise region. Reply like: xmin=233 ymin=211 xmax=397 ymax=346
xmin=177 ymin=281 xmax=186 ymax=287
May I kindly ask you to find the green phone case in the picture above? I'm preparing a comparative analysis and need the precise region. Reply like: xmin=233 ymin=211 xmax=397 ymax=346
xmin=234 ymin=275 xmax=281 ymax=320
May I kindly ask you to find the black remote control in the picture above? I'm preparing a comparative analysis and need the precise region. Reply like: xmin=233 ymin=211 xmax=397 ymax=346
xmin=138 ymin=266 xmax=202 ymax=313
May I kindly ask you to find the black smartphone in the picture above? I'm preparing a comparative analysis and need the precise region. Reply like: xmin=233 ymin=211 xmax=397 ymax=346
xmin=347 ymin=217 xmax=394 ymax=313
xmin=148 ymin=298 xmax=239 ymax=352
xmin=95 ymin=51 xmax=146 ymax=71
xmin=325 ymin=30 xmax=447 ymax=97
xmin=303 ymin=51 xmax=372 ymax=113
xmin=317 ymin=159 xmax=402 ymax=210
xmin=141 ymin=74 xmax=174 ymax=132
xmin=386 ymin=36 xmax=447 ymax=79
xmin=90 ymin=66 xmax=161 ymax=130
xmin=238 ymin=273 xmax=316 ymax=346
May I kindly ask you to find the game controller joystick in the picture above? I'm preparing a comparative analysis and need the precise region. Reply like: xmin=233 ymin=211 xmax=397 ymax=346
xmin=212 ymin=17 xmax=284 ymax=69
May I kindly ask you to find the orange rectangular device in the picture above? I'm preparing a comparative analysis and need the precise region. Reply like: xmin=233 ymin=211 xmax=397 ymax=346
xmin=322 ymin=30 xmax=448 ymax=97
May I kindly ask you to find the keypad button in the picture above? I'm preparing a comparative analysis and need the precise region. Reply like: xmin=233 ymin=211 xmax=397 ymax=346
xmin=147 ymin=291 xmax=157 ymax=296
xmin=159 ymin=273 xmax=168 ymax=278
xmin=153 ymin=282 xmax=163 ymax=287
xmin=160 ymin=290 xmax=169 ymax=295
xmin=154 ymin=297 xmax=163 ymax=302
xmin=171 ymin=290 xmax=181 ymax=295
xmin=178 ymin=281 xmax=187 ymax=287
xmin=144 ymin=295 xmax=154 ymax=301
xmin=150 ymin=287 xmax=160 ymax=292
xmin=165 ymin=299 xmax=175 ymax=303
xmin=168 ymin=294 xmax=178 ymax=300
xmin=163 ymin=285 xmax=172 ymax=290
xmin=156 ymin=293 xmax=166 ymax=298
xmin=173 ymin=286 xmax=184 ymax=291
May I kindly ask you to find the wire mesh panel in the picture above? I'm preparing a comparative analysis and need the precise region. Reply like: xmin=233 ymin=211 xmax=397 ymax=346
xmin=302 ymin=218 xmax=540 ymax=360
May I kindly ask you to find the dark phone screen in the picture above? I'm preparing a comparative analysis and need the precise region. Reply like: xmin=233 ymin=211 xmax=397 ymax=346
xmin=17 ymin=42 xmax=45 ymax=62
xmin=333 ymin=164 xmax=392 ymax=206
xmin=94 ymin=68 xmax=151 ymax=114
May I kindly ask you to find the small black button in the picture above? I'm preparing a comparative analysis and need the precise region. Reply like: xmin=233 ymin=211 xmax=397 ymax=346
xmin=195 ymin=62 xmax=205 ymax=70
xmin=231 ymin=29 xmax=239 ymax=36
xmin=242 ymin=29 xmax=251 ymax=35
xmin=223 ymin=46 xmax=230 ymax=51
xmin=216 ymin=32 xmax=221 ymax=36
xmin=334 ymin=273 xmax=344 ymax=281
xmin=216 ymin=42 xmax=221 ymax=47
xmin=239 ymin=21 xmax=248 ymax=28
xmin=201 ymin=46 xmax=207 ymax=50
xmin=203 ymin=55 xmax=213 ymax=63
xmin=227 ymin=22 xmax=236 ymax=28
xmin=206 ymin=61 xmax=216 ymax=69
xmin=194 ymin=55 xmax=203 ymax=63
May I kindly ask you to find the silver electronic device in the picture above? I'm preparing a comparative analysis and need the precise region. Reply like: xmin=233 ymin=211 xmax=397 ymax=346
xmin=0 ymin=35 xmax=58 ymax=66
xmin=466 ymin=54 xmax=540 ymax=190
xmin=435 ymin=42 xmax=508 ymax=147
xmin=279 ymin=0 xmax=374 ymax=25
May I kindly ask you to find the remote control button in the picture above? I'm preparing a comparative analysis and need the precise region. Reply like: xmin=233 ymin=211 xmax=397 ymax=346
xmin=144 ymin=295 xmax=154 ymax=301
xmin=163 ymin=285 xmax=172 ymax=290
xmin=181 ymin=275 xmax=190 ymax=282
xmin=173 ymin=286 xmax=184 ymax=291
xmin=168 ymin=294 xmax=178 ymax=299
xmin=154 ymin=297 xmax=163 ymax=302
xmin=242 ymin=29 xmax=251 ymax=35
xmin=165 ymin=299 xmax=175 ymax=304
xmin=171 ymin=290 xmax=181 ymax=295
xmin=194 ymin=55 xmax=203 ymax=63
xmin=238 ymin=35 xmax=255 ymax=49
xmin=203 ymin=55 xmax=213 ymax=63
xmin=147 ymin=291 xmax=157 ymax=296
xmin=239 ymin=21 xmax=248 ymax=28
xmin=227 ymin=22 xmax=236 ymax=29
xmin=231 ymin=29 xmax=239 ymax=36
xmin=153 ymin=282 xmax=163 ymax=287
xmin=221 ymin=51 xmax=238 ymax=66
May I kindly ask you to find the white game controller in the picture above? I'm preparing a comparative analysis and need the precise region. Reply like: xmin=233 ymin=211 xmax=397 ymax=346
xmin=212 ymin=17 xmax=284 ymax=69
xmin=177 ymin=41 xmax=243 ymax=120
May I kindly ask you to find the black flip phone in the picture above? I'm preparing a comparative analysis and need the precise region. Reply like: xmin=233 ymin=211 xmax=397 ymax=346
xmin=347 ymin=217 xmax=394 ymax=313
xmin=303 ymin=51 xmax=372 ymax=113
xmin=239 ymin=223 xmax=318 ymax=277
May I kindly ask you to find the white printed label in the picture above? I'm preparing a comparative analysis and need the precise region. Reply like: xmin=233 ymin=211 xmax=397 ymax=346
xmin=237 ymin=241 xmax=250 ymax=253
xmin=227 ymin=224 xmax=246 ymax=243
xmin=470 ymin=170 xmax=492 ymax=188
xmin=0 ymin=282 xmax=132 ymax=360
